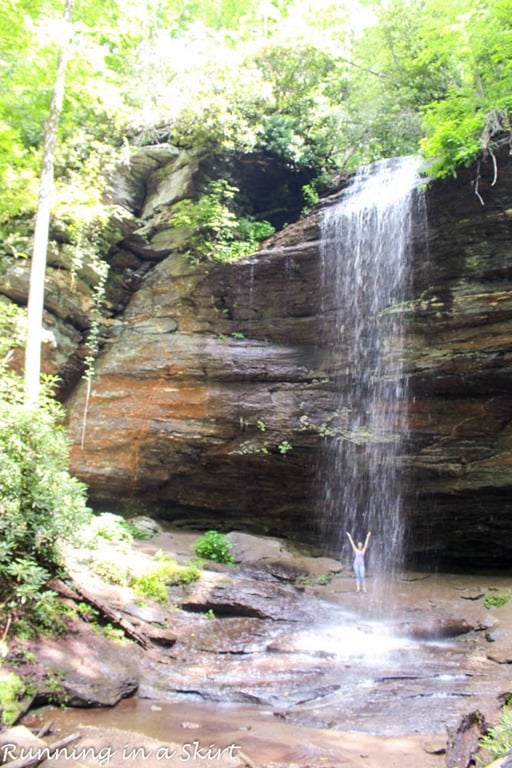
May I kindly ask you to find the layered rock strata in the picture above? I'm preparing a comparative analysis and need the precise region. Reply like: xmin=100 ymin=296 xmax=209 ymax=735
xmin=3 ymin=143 xmax=512 ymax=566
xmin=67 ymin=147 xmax=512 ymax=566
xmin=406 ymin=149 xmax=512 ymax=564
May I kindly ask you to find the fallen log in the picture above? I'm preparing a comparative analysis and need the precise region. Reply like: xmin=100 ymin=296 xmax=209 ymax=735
xmin=446 ymin=710 xmax=488 ymax=768
xmin=4 ymin=732 xmax=80 ymax=768
xmin=49 ymin=578 xmax=150 ymax=650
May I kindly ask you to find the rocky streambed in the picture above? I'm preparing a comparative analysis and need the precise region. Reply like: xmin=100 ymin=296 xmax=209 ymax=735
xmin=3 ymin=527 xmax=512 ymax=768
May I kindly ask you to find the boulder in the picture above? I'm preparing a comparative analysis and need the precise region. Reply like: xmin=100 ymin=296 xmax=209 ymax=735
xmin=445 ymin=710 xmax=488 ymax=768
xmin=175 ymin=571 xmax=308 ymax=621
xmin=227 ymin=532 xmax=290 ymax=563
xmin=395 ymin=617 xmax=475 ymax=640
xmin=129 ymin=516 xmax=164 ymax=538
xmin=32 ymin=629 xmax=140 ymax=707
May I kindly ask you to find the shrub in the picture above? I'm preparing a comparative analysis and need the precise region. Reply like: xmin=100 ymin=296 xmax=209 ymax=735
xmin=169 ymin=180 xmax=274 ymax=262
xmin=193 ymin=530 xmax=235 ymax=565
xmin=131 ymin=571 xmax=169 ymax=603
xmin=0 ymin=372 xmax=91 ymax=624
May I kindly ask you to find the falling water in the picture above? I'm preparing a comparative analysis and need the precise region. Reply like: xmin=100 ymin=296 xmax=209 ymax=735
xmin=318 ymin=156 xmax=423 ymax=590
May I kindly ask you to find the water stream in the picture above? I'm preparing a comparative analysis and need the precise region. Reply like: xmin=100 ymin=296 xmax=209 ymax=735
xmin=318 ymin=157 xmax=424 ymax=593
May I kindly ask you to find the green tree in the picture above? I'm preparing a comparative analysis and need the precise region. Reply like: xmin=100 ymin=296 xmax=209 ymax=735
xmin=419 ymin=0 xmax=512 ymax=176
xmin=351 ymin=0 xmax=512 ymax=177
xmin=3 ymin=0 xmax=512 ymax=278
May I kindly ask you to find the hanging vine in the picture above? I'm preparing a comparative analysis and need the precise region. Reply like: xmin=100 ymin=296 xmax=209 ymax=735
xmin=80 ymin=255 xmax=109 ymax=450
xmin=62 ymin=209 xmax=111 ymax=449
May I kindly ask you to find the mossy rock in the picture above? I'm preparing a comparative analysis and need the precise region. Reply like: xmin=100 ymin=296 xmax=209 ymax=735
xmin=0 ymin=671 xmax=34 ymax=726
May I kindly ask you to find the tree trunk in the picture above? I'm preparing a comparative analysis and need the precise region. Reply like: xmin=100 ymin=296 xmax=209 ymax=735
xmin=24 ymin=0 xmax=75 ymax=406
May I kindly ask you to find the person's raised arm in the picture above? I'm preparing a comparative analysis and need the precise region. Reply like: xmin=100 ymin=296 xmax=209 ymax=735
xmin=346 ymin=531 xmax=357 ymax=553
xmin=362 ymin=531 xmax=372 ymax=554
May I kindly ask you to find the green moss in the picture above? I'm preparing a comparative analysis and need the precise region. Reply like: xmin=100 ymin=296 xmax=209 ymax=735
xmin=130 ymin=552 xmax=200 ymax=604
xmin=131 ymin=571 xmax=169 ymax=603
xmin=91 ymin=558 xmax=129 ymax=585
xmin=101 ymin=624 xmax=127 ymax=643
xmin=0 ymin=672 xmax=27 ymax=725
xmin=483 ymin=590 xmax=511 ymax=609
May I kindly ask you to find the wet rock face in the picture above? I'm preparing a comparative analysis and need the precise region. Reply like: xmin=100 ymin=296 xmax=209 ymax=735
xmin=66 ymin=155 xmax=329 ymax=538
xmin=66 ymin=239 xmax=328 ymax=537
xmin=406 ymin=148 xmax=512 ymax=566
xmin=132 ymin=533 xmax=511 ymax=738
xmin=61 ymin=145 xmax=512 ymax=566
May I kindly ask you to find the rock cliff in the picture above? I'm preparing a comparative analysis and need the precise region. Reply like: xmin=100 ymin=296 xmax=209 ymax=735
xmin=406 ymin=148 xmax=512 ymax=566
xmin=3 ymin=144 xmax=512 ymax=567
xmin=65 ymin=146 xmax=329 ymax=540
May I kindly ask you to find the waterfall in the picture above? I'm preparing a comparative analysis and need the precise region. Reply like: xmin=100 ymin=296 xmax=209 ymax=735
xmin=318 ymin=156 xmax=423 ymax=590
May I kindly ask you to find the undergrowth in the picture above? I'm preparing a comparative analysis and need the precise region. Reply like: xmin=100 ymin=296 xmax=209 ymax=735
xmin=479 ymin=704 xmax=512 ymax=763
xmin=193 ymin=530 xmax=235 ymax=564
xmin=130 ymin=552 xmax=199 ymax=603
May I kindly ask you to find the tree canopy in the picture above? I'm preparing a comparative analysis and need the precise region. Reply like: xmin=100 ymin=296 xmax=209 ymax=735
xmin=1 ymin=0 xmax=511 ymax=237
xmin=1 ymin=0 xmax=511 ymax=367
xmin=0 ymin=0 xmax=510 ymax=375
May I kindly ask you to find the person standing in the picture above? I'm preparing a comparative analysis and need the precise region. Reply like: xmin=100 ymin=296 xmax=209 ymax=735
xmin=346 ymin=530 xmax=371 ymax=592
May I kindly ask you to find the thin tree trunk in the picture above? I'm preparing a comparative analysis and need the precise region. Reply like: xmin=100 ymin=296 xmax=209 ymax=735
xmin=24 ymin=0 xmax=74 ymax=406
